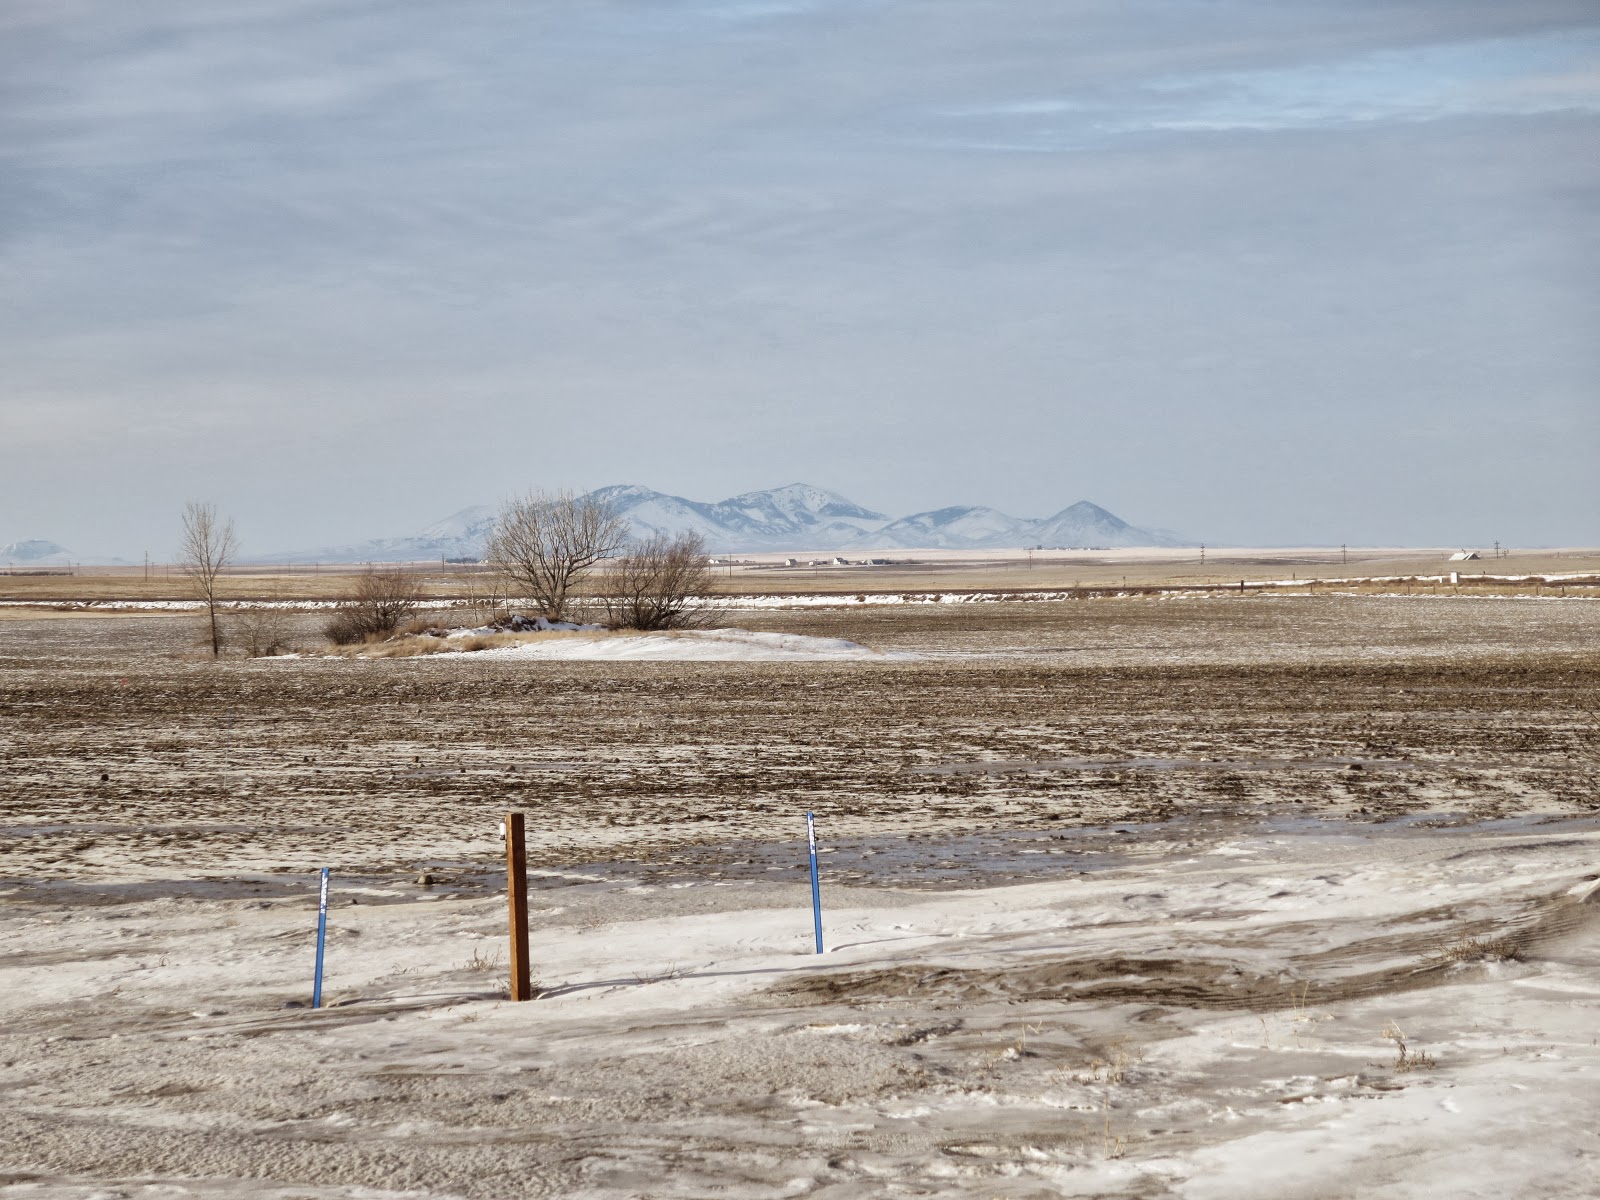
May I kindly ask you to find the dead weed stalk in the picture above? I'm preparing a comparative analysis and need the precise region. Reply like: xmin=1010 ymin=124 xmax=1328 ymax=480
xmin=1077 ymin=1037 xmax=1139 ymax=1085
xmin=1382 ymin=1022 xmax=1436 ymax=1072
xmin=463 ymin=946 xmax=503 ymax=973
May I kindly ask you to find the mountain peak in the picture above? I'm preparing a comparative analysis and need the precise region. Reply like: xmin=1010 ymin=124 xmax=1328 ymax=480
xmin=588 ymin=483 xmax=666 ymax=506
xmin=719 ymin=483 xmax=888 ymax=526
xmin=1032 ymin=499 xmax=1182 ymax=548
xmin=1050 ymin=500 xmax=1117 ymax=520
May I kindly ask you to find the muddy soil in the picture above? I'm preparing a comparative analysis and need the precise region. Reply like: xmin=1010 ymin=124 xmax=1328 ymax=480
xmin=2 ymin=598 xmax=1597 ymax=884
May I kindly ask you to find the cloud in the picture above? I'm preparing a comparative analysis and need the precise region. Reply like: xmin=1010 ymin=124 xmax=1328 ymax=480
xmin=1 ymin=0 xmax=1596 ymax=552
xmin=924 ymin=28 xmax=1600 ymax=150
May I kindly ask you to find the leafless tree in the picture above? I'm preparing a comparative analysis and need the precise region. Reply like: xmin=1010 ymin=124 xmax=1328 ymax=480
xmin=323 ymin=566 xmax=426 ymax=644
xmin=487 ymin=491 xmax=628 ymax=621
xmin=603 ymin=531 xmax=717 ymax=630
xmin=228 ymin=601 xmax=296 ymax=658
xmin=458 ymin=569 xmax=513 ymax=628
xmin=179 ymin=501 xmax=238 ymax=658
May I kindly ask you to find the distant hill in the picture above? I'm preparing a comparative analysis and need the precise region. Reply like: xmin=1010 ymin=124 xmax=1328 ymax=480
xmin=0 ymin=539 xmax=73 ymax=566
xmin=254 ymin=484 xmax=1190 ymax=561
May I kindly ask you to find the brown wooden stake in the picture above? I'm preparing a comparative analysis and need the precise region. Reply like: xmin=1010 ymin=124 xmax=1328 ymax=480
xmin=505 ymin=811 xmax=532 ymax=1001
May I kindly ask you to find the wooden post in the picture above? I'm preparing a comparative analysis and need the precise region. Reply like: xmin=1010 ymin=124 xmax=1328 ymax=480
xmin=505 ymin=811 xmax=532 ymax=1001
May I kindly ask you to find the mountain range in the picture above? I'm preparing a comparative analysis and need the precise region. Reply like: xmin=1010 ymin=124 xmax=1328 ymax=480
xmin=256 ymin=484 xmax=1190 ymax=562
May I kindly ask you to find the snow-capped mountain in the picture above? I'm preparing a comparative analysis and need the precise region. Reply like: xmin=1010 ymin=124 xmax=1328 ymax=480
xmin=1032 ymin=501 xmax=1159 ymax=549
xmin=0 ymin=539 xmax=73 ymax=566
xmin=254 ymin=484 xmax=1188 ymax=561
xmin=594 ymin=483 xmax=889 ymax=549
xmin=841 ymin=500 xmax=1189 ymax=550
xmin=866 ymin=506 xmax=1034 ymax=550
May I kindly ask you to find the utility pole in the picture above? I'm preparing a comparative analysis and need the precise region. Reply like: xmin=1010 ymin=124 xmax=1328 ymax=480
xmin=1199 ymin=543 xmax=1206 ymax=567
xmin=1341 ymin=544 xmax=1348 ymax=566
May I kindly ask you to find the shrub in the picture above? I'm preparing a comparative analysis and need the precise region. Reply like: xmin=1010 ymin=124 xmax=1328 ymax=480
xmin=323 ymin=568 xmax=425 ymax=644
xmin=229 ymin=605 xmax=296 ymax=657
xmin=602 ymin=532 xmax=716 ymax=631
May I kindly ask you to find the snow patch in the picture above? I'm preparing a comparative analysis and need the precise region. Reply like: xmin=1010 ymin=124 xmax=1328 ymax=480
xmin=452 ymin=628 xmax=893 ymax=662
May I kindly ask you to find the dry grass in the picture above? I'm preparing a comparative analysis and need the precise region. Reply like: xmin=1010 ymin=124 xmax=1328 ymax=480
xmin=0 ymin=571 xmax=468 ymax=603
xmin=396 ymin=616 xmax=449 ymax=637
xmin=327 ymin=634 xmax=448 ymax=659
xmin=1382 ymin=1022 xmax=1437 ymax=1072
xmin=708 ymin=549 xmax=1600 ymax=595
xmin=1430 ymin=935 xmax=1524 ymax=965
xmin=0 ymin=607 xmax=157 ymax=622
xmin=1075 ymin=1038 xmax=1140 ymax=1085
xmin=5 ymin=547 xmax=1597 ymax=603
xmin=1102 ymin=1100 xmax=1129 ymax=1160
xmin=462 ymin=946 xmax=503 ymax=973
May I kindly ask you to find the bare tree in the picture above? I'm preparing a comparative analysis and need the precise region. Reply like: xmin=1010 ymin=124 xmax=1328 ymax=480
xmin=487 ymin=491 xmax=628 ymax=621
xmin=323 ymin=566 xmax=426 ymax=644
xmin=603 ymin=531 xmax=716 ymax=630
xmin=459 ymin=567 xmax=513 ymax=628
xmin=228 ymin=589 xmax=296 ymax=658
xmin=179 ymin=501 xmax=238 ymax=658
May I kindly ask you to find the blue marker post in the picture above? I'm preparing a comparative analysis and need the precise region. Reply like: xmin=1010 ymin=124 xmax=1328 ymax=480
xmin=806 ymin=811 xmax=823 ymax=954
xmin=311 ymin=867 xmax=330 ymax=1008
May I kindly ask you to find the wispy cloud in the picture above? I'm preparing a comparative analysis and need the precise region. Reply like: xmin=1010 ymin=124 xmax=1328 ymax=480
xmin=1138 ymin=29 xmax=1600 ymax=130
xmin=930 ymin=28 xmax=1600 ymax=150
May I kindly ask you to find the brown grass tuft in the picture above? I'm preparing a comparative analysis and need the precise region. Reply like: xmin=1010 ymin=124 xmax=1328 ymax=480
xmin=1382 ymin=1022 xmax=1436 ymax=1072
xmin=1429 ymin=934 xmax=1524 ymax=965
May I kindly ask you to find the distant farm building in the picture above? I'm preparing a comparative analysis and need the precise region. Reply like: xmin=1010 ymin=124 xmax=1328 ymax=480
xmin=1449 ymin=551 xmax=1481 ymax=561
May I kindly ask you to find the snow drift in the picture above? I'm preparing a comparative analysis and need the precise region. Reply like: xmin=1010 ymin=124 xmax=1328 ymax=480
xmin=447 ymin=628 xmax=889 ymax=662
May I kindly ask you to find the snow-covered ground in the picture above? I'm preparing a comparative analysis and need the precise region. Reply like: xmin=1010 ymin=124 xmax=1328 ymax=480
xmin=4 ymin=815 xmax=1597 ymax=1197
xmin=302 ymin=625 xmax=895 ymax=662
xmin=462 ymin=628 xmax=893 ymax=662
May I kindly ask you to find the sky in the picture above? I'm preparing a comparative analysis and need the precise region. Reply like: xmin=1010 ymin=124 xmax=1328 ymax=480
xmin=2 ymin=0 xmax=1597 ymax=558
